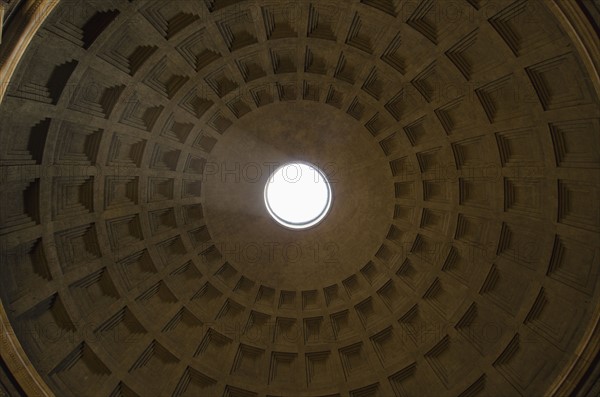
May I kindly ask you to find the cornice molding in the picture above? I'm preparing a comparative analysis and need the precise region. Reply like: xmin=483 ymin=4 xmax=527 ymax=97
xmin=0 ymin=1 xmax=59 ymax=393
xmin=544 ymin=3 xmax=600 ymax=393
xmin=0 ymin=0 xmax=59 ymax=104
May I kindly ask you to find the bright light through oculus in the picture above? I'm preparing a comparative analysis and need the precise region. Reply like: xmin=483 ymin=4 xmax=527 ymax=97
xmin=264 ymin=162 xmax=332 ymax=229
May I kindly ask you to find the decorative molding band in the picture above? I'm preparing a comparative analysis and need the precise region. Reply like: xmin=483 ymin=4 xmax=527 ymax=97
xmin=0 ymin=1 xmax=58 ymax=394
xmin=545 ymin=3 xmax=600 ymax=393
xmin=0 ymin=0 xmax=60 ymax=104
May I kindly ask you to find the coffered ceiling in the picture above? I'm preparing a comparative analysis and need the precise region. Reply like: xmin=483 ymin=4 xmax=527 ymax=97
xmin=0 ymin=0 xmax=598 ymax=396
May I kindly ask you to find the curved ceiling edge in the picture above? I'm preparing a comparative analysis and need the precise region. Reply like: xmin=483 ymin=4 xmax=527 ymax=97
xmin=545 ymin=4 xmax=600 ymax=395
xmin=0 ymin=2 xmax=60 ymax=396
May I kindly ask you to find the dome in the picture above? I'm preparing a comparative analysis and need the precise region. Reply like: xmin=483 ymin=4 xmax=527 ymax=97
xmin=0 ymin=0 xmax=599 ymax=396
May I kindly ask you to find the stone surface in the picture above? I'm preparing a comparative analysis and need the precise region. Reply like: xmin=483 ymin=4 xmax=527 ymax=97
xmin=0 ymin=0 xmax=598 ymax=396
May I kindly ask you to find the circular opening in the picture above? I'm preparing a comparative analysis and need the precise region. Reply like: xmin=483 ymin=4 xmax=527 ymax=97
xmin=264 ymin=162 xmax=332 ymax=229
